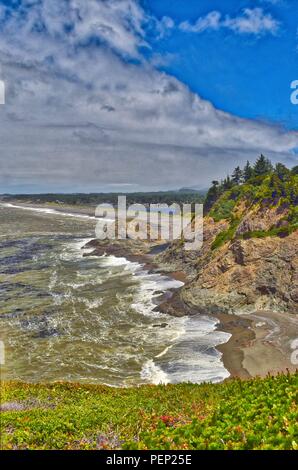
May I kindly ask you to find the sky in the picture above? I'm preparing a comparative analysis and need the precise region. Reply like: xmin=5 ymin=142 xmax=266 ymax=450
xmin=0 ymin=0 xmax=297 ymax=193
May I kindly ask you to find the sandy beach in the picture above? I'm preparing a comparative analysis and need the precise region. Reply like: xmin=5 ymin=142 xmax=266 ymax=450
xmin=241 ymin=311 xmax=298 ymax=376
xmin=216 ymin=310 xmax=298 ymax=379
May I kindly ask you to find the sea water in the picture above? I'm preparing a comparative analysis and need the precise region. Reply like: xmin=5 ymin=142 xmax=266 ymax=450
xmin=0 ymin=203 xmax=230 ymax=386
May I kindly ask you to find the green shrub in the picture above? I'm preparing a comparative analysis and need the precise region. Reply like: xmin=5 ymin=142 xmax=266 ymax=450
xmin=2 ymin=373 xmax=297 ymax=450
xmin=211 ymin=218 xmax=240 ymax=250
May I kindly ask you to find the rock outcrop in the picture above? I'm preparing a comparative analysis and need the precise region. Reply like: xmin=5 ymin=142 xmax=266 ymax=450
xmin=182 ymin=232 xmax=298 ymax=314
xmin=157 ymin=204 xmax=298 ymax=315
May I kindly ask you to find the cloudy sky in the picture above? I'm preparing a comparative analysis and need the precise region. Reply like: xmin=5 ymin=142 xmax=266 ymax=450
xmin=0 ymin=0 xmax=297 ymax=193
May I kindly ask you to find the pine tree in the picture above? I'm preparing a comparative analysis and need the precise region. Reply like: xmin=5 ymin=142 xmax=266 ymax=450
xmin=243 ymin=161 xmax=253 ymax=182
xmin=254 ymin=155 xmax=273 ymax=177
xmin=231 ymin=166 xmax=243 ymax=185
xmin=204 ymin=180 xmax=221 ymax=213
xmin=275 ymin=163 xmax=290 ymax=181
xmin=223 ymin=175 xmax=233 ymax=190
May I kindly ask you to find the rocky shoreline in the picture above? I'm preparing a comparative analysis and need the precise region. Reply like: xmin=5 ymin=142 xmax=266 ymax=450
xmin=83 ymin=237 xmax=298 ymax=380
xmin=2 ymin=200 xmax=296 ymax=381
xmin=2 ymin=198 xmax=296 ymax=381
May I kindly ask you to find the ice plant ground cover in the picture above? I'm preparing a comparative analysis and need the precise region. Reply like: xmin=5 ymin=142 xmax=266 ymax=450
xmin=1 ymin=372 xmax=297 ymax=450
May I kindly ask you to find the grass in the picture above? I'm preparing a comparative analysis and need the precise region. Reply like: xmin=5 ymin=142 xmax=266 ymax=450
xmin=209 ymin=195 xmax=237 ymax=222
xmin=240 ymin=226 xmax=297 ymax=240
xmin=211 ymin=218 xmax=240 ymax=250
xmin=1 ymin=372 xmax=297 ymax=450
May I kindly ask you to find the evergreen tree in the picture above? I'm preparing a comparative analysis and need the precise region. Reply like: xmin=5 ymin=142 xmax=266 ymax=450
xmin=275 ymin=163 xmax=290 ymax=181
xmin=253 ymin=155 xmax=273 ymax=177
xmin=243 ymin=161 xmax=253 ymax=182
xmin=204 ymin=180 xmax=221 ymax=213
xmin=231 ymin=166 xmax=243 ymax=185
xmin=223 ymin=175 xmax=233 ymax=190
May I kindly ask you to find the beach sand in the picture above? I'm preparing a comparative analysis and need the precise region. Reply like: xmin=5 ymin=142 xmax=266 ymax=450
xmin=241 ymin=311 xmax=298 ymax=377
xmin=216 ymin=310 xmax=298 ymax=379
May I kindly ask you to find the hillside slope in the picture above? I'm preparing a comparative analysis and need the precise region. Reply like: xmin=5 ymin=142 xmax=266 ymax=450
xmin=1 ymin=373 xmax=297 ymax=450
xmin=158 ymin=161 xmax=298 ymax=314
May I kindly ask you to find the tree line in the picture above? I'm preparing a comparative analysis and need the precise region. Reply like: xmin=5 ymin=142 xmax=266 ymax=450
xmin=205 ymin=155 xmax=298 ymax=212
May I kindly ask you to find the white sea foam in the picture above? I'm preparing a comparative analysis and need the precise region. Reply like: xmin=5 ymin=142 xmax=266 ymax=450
xmin=0 ymin=202 xmax=114 ymax=222
xmin=48 ymin=270 xmax=58 ymax=290
xmin=72 ymin=238 xmax=94 ymax=251
xmin=77 ymin=297 xmax=103 ymax=309
xmin=141 ymin=359 xmax=169 ymax=385
xmin=131 ymin=271 xmax=184 ymax=318
xmin=48 ymin=236 xmax=231 ymax=386
xmin=150 ymin=315 xmax=231 ymax=384
xmin=125 ymin=263 xmax=231 ymax=384
xmin=155 ymin=344 xmax=174 ymax=359
xmin=60 ymin=238 xmax=95 ymax=261
xmin=99 ymin=255 xmax=135 ymax=267
xmin=64 ymin=279 xmax=103 ymax=288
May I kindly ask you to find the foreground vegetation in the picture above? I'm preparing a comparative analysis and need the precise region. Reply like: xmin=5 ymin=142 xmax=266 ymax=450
xmin=1 ymin=373 xmax=297 ymax=450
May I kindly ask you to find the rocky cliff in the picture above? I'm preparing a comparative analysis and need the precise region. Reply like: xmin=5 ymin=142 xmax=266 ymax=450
xmin=157 ymin=169 xmax=298 ymax=314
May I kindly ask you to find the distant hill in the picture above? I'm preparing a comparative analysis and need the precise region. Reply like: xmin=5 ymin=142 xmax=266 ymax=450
xmin=0 ymin=190 xmax=205 ymax=207
xmin=178 ymin=187 xmax=207 ymax=194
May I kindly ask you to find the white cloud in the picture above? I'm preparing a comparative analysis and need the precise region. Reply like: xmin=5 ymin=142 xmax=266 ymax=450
xmin=224 ymin=8 xmax=280 ymax=35
xmin=0 ymin=0 xmax=150 ymax=60
xmin=154 ymin=16 xmax=175 ymax=39
xmin=180 ymin=11 xmax=221 ymax=33
xmin=179 ymin=8 xmax=280 ymax=36
xmin=0 ymin=0 xmax=296 ymax=192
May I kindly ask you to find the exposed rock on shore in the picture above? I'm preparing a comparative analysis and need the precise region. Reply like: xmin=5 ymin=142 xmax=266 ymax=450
xmin=84 ymin=164 xmax=298 ymax=316
xmin=157 ymin=209 xmax=298 ymax=315
xmin=182 ymin=232 xmax=298 ymax=314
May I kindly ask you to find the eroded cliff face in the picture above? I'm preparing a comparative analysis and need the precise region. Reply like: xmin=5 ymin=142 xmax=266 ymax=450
xmin=235 ymin=204 xmax=290 ymax=235
xmin=182 ymin=232 xmax=298 ymax=314
xmin=156 ymin=217 xmax=230 ymax=277
xmin=157 ymin=205 xmax=298 ymax=314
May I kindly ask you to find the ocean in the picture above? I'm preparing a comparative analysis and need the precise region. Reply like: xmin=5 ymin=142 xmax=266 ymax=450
xmin=0 ymin=203 xmax=230 ymax=386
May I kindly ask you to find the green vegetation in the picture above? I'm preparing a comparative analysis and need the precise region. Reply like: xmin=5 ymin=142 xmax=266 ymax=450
xmin=205 ymin=157 xmax=297 ymax=215
xmin=1 ymin=373 xmax=297 ymax=450
xmin=211 ymin=218 xmax=240 ymax=250
xmin=205 ymin=157 xmax=298 ymax=248
xmin=1 ymin=189 xmax=205 ymax=208
xmin=240 ymin=225 xmax=297 ymax=240
xmin=209 ymin=194 xmax=237 ymax=222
